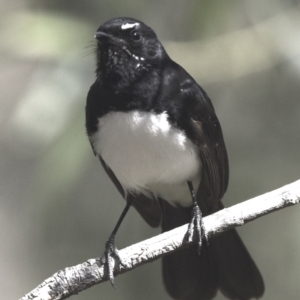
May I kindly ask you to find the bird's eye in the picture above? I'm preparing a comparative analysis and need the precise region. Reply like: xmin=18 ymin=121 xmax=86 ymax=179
xmin=130 ymin=30 xmax=141 ymax=41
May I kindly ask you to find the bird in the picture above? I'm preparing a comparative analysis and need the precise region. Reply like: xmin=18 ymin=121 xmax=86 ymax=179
xmin=85 ymin=17 xmax=264 ymax=300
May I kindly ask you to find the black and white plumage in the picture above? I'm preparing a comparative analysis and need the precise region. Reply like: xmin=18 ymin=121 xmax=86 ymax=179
xmin=86 ymin=17 xmax=264 ymax=300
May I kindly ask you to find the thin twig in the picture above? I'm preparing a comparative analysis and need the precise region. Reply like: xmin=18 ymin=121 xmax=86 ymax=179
xmin=20 ymin=180 xmax=300 ymax=300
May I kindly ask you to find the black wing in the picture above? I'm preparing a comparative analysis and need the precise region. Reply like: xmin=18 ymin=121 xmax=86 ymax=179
xmin=179 ymin=71 xmax=229 ymax=211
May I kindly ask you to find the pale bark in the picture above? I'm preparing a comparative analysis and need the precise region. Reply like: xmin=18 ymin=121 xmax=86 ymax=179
xmin=20 ymin=180 xmax=300 ymax=300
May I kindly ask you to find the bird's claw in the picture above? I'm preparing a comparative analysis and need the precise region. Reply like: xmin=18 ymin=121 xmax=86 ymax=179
xmin=101 ymin=235 xmax=124 ymax=287
xmin=187 ymin=203 xmax=205 ymax=254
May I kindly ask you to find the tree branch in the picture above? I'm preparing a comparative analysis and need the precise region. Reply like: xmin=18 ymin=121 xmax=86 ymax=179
xmin=20 ymin=180 xmax=300 ymax=300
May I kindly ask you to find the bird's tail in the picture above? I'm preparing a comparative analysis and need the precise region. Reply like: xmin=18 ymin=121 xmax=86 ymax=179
xmin=161 ymin=200 xmax=264 ymax=300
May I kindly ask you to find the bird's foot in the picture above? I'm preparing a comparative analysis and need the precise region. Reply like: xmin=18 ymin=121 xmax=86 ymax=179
xmin=187 ymin=202 xmax=205 ymax=254
xmin=100 ymin=235 xmax=124 ymax=287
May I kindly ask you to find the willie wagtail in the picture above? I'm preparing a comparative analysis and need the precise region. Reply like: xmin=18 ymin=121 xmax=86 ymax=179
xmin=86 ymin=17 xmax=264 ymax=300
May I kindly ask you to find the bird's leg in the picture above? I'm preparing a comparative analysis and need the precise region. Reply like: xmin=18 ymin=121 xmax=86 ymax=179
xmin=101 ymin=196 xmax=133 ymax=287
xmin=187 ymin=181 xmax=204 ymax=254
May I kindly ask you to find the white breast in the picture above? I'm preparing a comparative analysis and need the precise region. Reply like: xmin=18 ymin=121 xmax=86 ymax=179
xmin=90 ymin=110 xmax=201 ymax=207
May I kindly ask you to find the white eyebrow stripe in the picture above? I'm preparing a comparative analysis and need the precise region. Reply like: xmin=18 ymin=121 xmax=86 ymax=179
xmin=121 ymin=22 xmax=139 ymax=30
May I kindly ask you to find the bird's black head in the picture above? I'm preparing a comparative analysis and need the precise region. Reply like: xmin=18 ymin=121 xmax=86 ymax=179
xmin=94 ymin=17 xmax=167 ymax=83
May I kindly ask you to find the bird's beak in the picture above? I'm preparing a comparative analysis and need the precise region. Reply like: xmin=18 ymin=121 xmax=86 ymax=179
xmin=94 ymin=31 xmax=111 ymax=42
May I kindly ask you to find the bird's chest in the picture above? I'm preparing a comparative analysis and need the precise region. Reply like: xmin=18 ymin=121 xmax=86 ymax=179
xmin=90 ymin=110 xmax=201 ymax=205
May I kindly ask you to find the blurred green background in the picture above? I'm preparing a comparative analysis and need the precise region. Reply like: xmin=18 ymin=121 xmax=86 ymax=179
xmin=1 ymin=1 xmax=300 ymax=299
